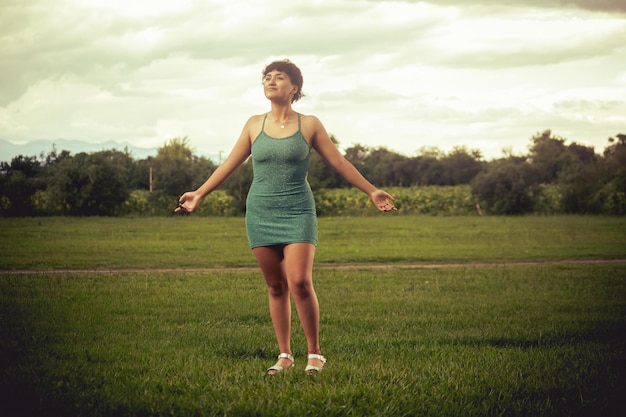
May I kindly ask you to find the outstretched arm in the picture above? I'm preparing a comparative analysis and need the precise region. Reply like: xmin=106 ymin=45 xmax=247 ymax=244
xmin=310 ymin=117 xmax=397 ymax=212
xmin=176 ymin=118 xmax=253 ymax=213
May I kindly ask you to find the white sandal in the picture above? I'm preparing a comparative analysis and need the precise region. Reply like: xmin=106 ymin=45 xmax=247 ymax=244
xmin=305 ymin=353 xmax=326 ymax=374
xmin=266 ymin=353 xmax=294 ymax=375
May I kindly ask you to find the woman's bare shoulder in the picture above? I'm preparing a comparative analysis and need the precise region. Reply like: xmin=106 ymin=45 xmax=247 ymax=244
xmin=243 ymin=113 xmax=267 ymax=132
xmin=298 ymin=112 xmax=320 ymax=121
xmin=246 ymin=113 xmax=267 ymax=124
xmin=299 ymin=113 xmax=324 ymax=129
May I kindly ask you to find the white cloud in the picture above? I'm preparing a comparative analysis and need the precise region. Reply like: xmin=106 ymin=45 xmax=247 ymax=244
xmin=1 ymin=0 xmax=625 ymax=161
xmin=65 ymin=0 xmax=198 ymax=17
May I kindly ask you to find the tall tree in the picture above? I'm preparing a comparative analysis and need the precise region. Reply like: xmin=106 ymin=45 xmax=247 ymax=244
xmin=151 ymin=137 xmax=198 ymax=196
xmin=413 ymin=147 xmax=445 ymax=186
xmin=527 ymin=130 xmax=572 ymax=183
xmin=597 ymin=133 xmax=626 ymax=214
xmin=440 ymin=146 xmax=484 ymax=185
xmin=0 ymin=155 xmax=44 ymax=216
xmin=46 ymin=150 xmax=132 ymax=215
xmin=366 ymin=147 xmax=410 ymax=187
xmin=343 ymin=144 xmax=371 ymax=174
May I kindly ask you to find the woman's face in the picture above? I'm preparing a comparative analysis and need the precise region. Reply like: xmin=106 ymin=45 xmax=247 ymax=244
xmin=263 ymin=70 xmax=296 ymax=101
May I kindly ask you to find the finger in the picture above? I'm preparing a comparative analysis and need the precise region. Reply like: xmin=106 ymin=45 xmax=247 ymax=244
xmin=384 ymin=201 xmax=397 ymax=211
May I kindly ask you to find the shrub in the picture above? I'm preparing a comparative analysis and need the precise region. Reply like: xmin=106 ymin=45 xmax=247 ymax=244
xmin=314 ymin=186 xmax=476 ymax=216
xmin=471 ymin=160 xmax=538 ymax=215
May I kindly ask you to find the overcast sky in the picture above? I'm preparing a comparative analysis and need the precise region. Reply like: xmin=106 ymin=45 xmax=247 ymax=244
xmin=1 ymin=0 xmax=625 ymax=161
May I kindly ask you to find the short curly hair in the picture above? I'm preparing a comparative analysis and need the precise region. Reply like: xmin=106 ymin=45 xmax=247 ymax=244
xmin=262 ymin=59 xmax=304 ymax=103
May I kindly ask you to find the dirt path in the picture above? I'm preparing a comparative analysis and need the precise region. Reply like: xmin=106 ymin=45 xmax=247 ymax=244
xmin=2 ymin=259 xmax=625 ymax=275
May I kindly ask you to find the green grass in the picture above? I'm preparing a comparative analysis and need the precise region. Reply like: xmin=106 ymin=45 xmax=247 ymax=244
xmin=1 ymin=216 xmax=625 ymax=416
xmin=1 ymin=266 xmax=625 ymax=416
xmin=1 ymin=215 xmax=624 ymax=269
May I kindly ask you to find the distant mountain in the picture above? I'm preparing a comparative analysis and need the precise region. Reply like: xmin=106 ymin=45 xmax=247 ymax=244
xmin=0 ymin=139 xmax=158 ymax=162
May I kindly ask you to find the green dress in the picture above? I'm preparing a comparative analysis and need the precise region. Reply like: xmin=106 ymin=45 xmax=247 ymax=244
xmin=245 ymin=113 xmax=318 ymax=249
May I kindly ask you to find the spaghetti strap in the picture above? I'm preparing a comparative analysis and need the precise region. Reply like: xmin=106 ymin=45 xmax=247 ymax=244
xmin=262 ymin=113 xmax=268 ymax=130
xmin=297 ymin=113 xmax=301 ymax=131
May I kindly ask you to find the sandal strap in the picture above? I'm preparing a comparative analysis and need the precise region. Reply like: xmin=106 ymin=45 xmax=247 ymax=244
xmin=267 ymin=364 xmax=285 ymax=373
xmin=307 ymin=353 xmax=326 ymax=363
xmin=266 ymin=353 xmax=295 ymax=374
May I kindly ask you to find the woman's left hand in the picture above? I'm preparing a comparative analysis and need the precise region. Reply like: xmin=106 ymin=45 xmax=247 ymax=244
xmin=371 ymin=189 xmax=397 ymax=212
xmin=175 ymin=191 xmax=203 ymax=213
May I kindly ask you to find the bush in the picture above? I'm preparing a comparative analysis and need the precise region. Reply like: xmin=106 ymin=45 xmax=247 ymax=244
xmin=594 ymin=178 xmax=626 ymax=215
xmin=557 ymin=162 xmax=605 ymax=214
xmin=532 ymin=184 xmax=562 ymax=215
xmin=122 ymin=190 xmax=237 ymax=217
xmin=123 ymin=190 xmax=151 ymax=216
xmin=314 ymin=186 xmax=476 ymax=216
xmin=471 ymin=160 xmax=539 ymax=215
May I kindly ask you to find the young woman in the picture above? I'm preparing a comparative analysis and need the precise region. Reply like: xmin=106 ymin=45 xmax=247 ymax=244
xmin=176 ymin=59 xmax=396 ymax=374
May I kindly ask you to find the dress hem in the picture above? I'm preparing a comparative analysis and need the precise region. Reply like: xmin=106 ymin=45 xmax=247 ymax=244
xmin=249 ymin=240 xmax=318 ymax=250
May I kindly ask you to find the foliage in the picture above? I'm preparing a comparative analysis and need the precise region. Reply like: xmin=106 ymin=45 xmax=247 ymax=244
xmin=0 ymin=155 xmax=45 ymax=215
xmin=469 ymin=130 xmax=625 ymax=215
xmin=439 ymin=146 xmax=485 ymax=185
xmin=343 ymin=144 xmax=484 ymax=186
xmin=470 ymin=158 xmax=539 ymax=215
xmin=151 ymin=137 xmax=217 ymax=196
xmin=598 ymin=133 xmax=626 ymax=215
xmin=220 ymin=159 xmax=253 ymax=215
xmin=315 ymin=186 xmax=477 ymax=216
xmin=527 ymin=130 xmax=570 ymax=183
xmin=43 ymin=150 xmax=133 ymax=216
xmin=308 ymin=134 xmax=345 ymax=190
xmin=1 ymin=131 xmax=625 ymax=216
xmin=596 ymin=183 xmax=626 ymax=215
xmin=531 ymin=184 xmax=562 ymax=214
xmin=119 ymin=190 xmax=237 ymax=217
xmin=557 ymin=161 xmax=605 ymax=214
xmin=122 ymin=190 xmax=152 ymax=216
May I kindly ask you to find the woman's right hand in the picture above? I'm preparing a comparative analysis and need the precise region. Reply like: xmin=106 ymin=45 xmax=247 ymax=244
xmin=370 ymin=189 xmax=397 ymax=212
xmin=175 ymin=192 xmax=203 ymax=213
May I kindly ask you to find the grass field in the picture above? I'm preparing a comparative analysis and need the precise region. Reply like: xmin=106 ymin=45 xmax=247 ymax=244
xmin=1 ymin=215 xmax=625 ymax=270
xmin=1 ymin=216 xmax=625 ymax=416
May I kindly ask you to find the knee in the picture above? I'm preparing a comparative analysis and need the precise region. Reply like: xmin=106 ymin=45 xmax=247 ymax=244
xmin=267 ymin=279 xmax=289 ymax=297
xmin=289 ymin=275 xmax=314 ymax=298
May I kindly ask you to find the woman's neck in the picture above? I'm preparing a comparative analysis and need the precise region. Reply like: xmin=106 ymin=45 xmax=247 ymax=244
xmin=269 ymin=104 xmax=293 ymax=121
xmin=268 ymin=104 xmax=296 ymax=128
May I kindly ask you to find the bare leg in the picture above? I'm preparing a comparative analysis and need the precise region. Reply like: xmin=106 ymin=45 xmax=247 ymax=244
xmin=283 ymin=243 xmax=325 ymax=370
xmin=253 ymin=246 xmax=293 ymax=372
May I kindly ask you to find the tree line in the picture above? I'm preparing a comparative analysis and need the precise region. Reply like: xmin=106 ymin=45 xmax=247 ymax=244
xmin=1 ymin=131 xmax=624 ymax=216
